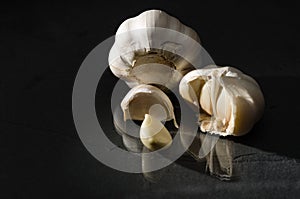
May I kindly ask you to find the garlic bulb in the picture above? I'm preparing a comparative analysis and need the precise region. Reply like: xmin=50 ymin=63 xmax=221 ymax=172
xmin=108 ymin=9 xmax=200 ymax=88
xmin=120 ymin=84 xmax=178 ymax=128
xmin=140 ymin=114 xmax=172 ymax=150
xmin=179 ymin=66 xmax=265 ymax=136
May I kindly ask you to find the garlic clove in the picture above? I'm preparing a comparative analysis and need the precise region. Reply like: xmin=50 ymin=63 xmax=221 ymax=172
xmin=140 ymin=114 xmax=172 ymax=151
xmin=109 ymin=9 xmax=200 ymax=88
xmin=199 ymin=78 xmax=213 ymax=115
xmin=221 ymin=75 xmax=265 ymax=135
xmin=180 ymin=76 xmax=206 ymax=109
xmin=120 ymin=84 xmax=179 ymax=128
xmin=178 ymin=65 xmax=219 ymax=109
xmin=180 ymin=65 xmax=265 ymax=136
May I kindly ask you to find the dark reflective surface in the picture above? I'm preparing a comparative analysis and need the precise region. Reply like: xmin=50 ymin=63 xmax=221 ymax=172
xmin=96 ymin=66 xmax=300 ymax=197
xmin=112 ymin=102 xmax=299 ymax=183
xmin=2 ymin=1 xmax=300 ymax=198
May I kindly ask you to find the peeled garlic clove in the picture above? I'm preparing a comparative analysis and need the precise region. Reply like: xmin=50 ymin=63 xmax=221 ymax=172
xmin=121 ymin=84 xmax=178 ymax=128
xmin=140 ymin=114 xmax=172 ymax=150
xmin=179 ymin=66 xmax=264 ymax=136
xmin=109 ymin=9 xmax=200 ymax=88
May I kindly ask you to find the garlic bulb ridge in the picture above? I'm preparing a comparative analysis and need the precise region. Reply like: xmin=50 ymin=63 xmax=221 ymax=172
xmin=109 ymin=9 xmax=201 ymax=88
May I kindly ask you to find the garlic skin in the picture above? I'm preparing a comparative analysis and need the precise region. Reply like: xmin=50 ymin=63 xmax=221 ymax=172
xmin=108 ymin=9 xmax=200 ymax=88
xmin=140 ymin=114 xmax=172 ymax=150
xmin=179 ymin=66 xmax=265 ymax=136
xmin=120 ymin=84 xmax=178 ymax=128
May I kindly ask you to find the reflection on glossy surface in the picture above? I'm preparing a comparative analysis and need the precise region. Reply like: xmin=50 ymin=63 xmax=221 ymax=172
xmin=202 ymin=134 xmax=234 ymax=180
xmin=113 ymin=105 xmax=235 ymax=181
xmin=141 ymin=147 xmax=169 ymax=183
xmin=171 ymin=132 xmax=235 ymax=181
xmin=181 ymin=131 xmax=234 ymax=180
xmin=112 ymin=101 xmax=300 ymax=187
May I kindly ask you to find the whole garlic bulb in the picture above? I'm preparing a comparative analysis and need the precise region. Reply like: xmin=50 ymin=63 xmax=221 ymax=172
xmin=179 ymin=66 xmax=265 ymax=136
xmin=109 ymin=9 xmax=200 ymax=88
xmin=120 ymin=84 xmax=178 ymax=128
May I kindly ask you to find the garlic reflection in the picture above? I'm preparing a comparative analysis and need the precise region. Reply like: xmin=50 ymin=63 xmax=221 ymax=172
xmin=181 ymin=132 xmax=235 ymax=180
xmin=202 ymin=134 xmax=233 ymax=180
xmin=141 ymin=147 xmax=167 ymax=183
xmin=113 ymin=105 xmax=143 ymax=152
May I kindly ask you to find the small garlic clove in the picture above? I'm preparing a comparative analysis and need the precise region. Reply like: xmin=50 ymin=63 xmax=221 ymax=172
xmin=140 ymin=114 xmax=172 ymax=151
xmin=120 ymin=84 xmax=178 ymax=128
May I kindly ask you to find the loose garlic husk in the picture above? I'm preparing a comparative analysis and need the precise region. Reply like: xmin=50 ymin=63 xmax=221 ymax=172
xmin=140 ymin=114 xmax=172 ymax=150
xmin=108 ymin=9 xmax=200 ymax=88
xmin=179 ymin=66 xmax=265 ymax=136
xmin=120 ymin=84 xmax=178 ymax=128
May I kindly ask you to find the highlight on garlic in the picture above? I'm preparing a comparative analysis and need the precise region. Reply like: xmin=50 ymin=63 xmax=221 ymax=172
xmin=140 ymin=114 xmax=172 ymax=151
xmin=120 ymin=84 xmax=178 ymax=128
xmin=108 ymin=9 xmax=201 ymax=89
xmin=179 ymin=65 xmax=265 ymax=136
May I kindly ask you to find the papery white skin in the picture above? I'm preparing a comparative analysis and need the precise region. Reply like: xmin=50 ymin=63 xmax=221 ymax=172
xmin=179 ymin=65 xmax=265 ymax=136
xmin=121 ymin=84 xmax=178 ymax=128
xmin=108 ymin=9 xmax=201 ymax=88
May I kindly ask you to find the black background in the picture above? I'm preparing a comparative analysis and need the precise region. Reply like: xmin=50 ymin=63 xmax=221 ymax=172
xmin=1 ymin=0 xmax=299 ymax=198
